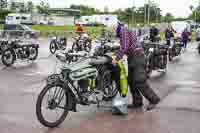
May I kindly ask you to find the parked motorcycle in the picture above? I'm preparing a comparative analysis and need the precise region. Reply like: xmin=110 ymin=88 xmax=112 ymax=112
xmin=144 ymin=42 xmax=168 ymax=78
xmin=36 ymin=43 xmax=120 ymax=128
xmin=49 ymin=36 xmax=67 ymax=54
xmin=0 ymin=39 xmax=9 ymax=55
xmin=168 ymin=38 xmax=182 ymax=61
xmin=72 ymin=33 xmax=92 ymax=52
xmin=1 ymin=39 xmax=39 ymax=66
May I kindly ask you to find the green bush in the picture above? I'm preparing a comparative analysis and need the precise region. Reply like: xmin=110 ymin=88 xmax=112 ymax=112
xmin=0 ymin=10 xmax=11 ymax=20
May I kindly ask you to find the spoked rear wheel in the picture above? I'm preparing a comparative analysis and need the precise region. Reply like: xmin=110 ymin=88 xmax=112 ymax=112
xmin=29 ymin=46 xmax=38 ymax=61
xmin=36 ymin=84 xmax=69 ymax=128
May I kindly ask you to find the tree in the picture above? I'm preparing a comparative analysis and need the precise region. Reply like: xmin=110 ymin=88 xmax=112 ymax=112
xmin=27 ymin=1 xmax=34 ymax=13
xmin=70 ymin=4 xmax=101 ymax=16
xmin=10 ymin=1 xmax=17 ymax=11
xmin=163 ymin=13 xmax=174 ymax=22
xmin=19 ymin=2 xmax=26 ymax=13
xmin=36 ymin=0 xmax=50 ymax=14
xmin=190 ymin=5 xmax=194 ymax=11
xmin=0 ymin=0 xmax=7 ymax=9
xmin=104 ymin=6 xmax=109 ymax=13
xmin=0 ymin=9 xmax=11 ymax=20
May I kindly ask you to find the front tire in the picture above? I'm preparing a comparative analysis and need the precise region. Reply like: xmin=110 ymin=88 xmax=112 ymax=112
xmin=84 ymin=40 xmax=92 ymax=52
xmin=72 ymin=42 xmax=79 ymax=52
xmin=50 ymin=41 xmax=57 ymax=54
xmin=1 ymin=49 xmax=15 ymax=67
xmin=36 ymin=84 xmax=69 ymax=128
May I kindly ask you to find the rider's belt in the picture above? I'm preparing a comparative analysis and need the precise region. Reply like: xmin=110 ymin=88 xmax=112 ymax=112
xmin=126 ymin=48 xmax=144 ymax=57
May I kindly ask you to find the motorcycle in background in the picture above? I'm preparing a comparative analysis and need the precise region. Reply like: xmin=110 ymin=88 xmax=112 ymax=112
xmin=1 ymin=39 xmax=39 ymax=66
xmin=72 ymin=33 xmax=92 ymax=52
xmin=49 ymin=36 xmax=67 ymax=54
xmin=144 ymin=42 xmax=168 ymax=78
xmin=168 ymin=38 xmax=182 ymax=61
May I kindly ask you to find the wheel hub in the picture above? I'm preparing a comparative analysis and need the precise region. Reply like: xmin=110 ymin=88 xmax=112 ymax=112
xmin=48 ymin=99 xmax=58 ymax=110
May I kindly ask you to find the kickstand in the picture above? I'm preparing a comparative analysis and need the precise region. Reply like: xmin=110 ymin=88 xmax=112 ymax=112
xmin=96 ymin=98 xmax=100 ymax=108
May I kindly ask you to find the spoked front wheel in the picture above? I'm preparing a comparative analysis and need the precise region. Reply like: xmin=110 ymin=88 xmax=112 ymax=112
xmin=84 ymin=40 xmax=92 ymax=52
xmin=36 ymin=84 xmax=69 ymax=128
xmin=50 ymin=41 xmax=57 ymax=54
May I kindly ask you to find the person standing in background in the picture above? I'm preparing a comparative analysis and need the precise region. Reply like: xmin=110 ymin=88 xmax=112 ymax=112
xmin=75 ymin=24 xmax=84 ymax=34
xmin=182 ymin=29 xmax=189 ymax=50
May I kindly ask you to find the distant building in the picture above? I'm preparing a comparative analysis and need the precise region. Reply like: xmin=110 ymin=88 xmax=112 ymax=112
xmin=47 ymin=8 xmax=80 ymax=26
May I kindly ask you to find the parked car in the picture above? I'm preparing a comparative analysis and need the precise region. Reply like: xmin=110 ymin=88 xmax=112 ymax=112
xmin=3 ymin=24 xmax=39 ymax=39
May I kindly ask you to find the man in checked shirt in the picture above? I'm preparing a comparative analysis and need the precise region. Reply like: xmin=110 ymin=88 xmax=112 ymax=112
xmin=113 ymin=23 xmax=160 ymax=110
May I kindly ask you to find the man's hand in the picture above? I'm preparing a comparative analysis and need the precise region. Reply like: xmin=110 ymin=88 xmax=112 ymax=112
xmin=112 ymin=56 xmax=118 ymax=65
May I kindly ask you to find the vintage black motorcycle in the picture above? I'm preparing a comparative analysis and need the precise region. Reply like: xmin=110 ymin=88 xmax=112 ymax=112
xmin=144 ymin=42 xmax=168 ymax=78
xmin=1 ymin=39 xmax=39 ymax=66
xmin=168 ymin=38 xmax=182 ymax=62
xmin=49 ymin=36 xmax=67 ymax=54
xmin=36 ymin=43 xmax=120 ymax=128
xmin=72 ymin=33 xmax=92 ymax=52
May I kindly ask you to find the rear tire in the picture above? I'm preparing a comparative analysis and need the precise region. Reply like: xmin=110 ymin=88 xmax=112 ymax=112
xmin=99 ymin=67 xmax=118 ymax=100
xmin=29 ymin=46 xmax=38 ymax=61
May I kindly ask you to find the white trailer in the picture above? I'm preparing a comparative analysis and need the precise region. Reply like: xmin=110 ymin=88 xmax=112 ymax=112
xmin=5 ymin=13 xmax=34 ymax=25
xmin=79 ymin=15 xmax=118 ymax=26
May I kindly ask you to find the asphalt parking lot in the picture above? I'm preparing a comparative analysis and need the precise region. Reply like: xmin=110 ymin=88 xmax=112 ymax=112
xmin=0 ymin=39 xmax=200 ymax=133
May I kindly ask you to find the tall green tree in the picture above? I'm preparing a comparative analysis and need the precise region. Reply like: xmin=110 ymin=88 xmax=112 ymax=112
xmin=163 ymin=13 xmax=174 ymax=22
xmin=27 ymin=1 xmax=34 ymax=13
xmin=19 ymin=2 xmax=26 ymax=13
xmin=10 ymin=1 xmax=17 ymax=11
xmin=0 ymin=0 xmax=7 ymax=9
xmin=36 ymin=0 xmax=50 ymax=14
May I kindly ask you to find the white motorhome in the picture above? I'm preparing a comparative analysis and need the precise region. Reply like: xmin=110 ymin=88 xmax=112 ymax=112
xmin=5 ymin=13 xmax=33 ymax=25
xmin=79 ymin=15 xmax=118 ymax=26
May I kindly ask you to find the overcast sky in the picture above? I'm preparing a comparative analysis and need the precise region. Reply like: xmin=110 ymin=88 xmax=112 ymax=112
xmin=16 ymin=0 xmax=198 ymax=17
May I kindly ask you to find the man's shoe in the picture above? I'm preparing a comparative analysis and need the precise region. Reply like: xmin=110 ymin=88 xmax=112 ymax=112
xmin=146 ymin=101 xmax=161 ymax=111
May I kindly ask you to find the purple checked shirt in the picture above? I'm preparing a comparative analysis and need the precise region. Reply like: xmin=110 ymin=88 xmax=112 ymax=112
xmin=116 ymin=28 xmax=144 ymax=61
